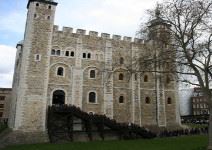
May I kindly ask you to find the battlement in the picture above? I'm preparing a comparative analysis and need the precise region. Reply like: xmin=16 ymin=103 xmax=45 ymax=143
xmin=53 ymin=25 xmax=145 ymax=44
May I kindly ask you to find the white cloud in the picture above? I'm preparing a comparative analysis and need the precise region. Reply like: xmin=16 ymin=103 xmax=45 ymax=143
xmin=0 ymin=45 xmax=16 ymax=88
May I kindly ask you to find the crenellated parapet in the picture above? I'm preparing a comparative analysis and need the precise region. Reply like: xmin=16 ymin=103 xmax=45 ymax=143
xmin=53 ymin=25 xmax=145 ymax=44
xmin=89 ymin=31 xmax=98 ymax=37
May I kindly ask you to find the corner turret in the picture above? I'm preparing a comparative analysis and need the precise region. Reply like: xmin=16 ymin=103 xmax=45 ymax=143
xmin=148 ymin=4 xmax=171 ymax=44
xmin=9 ymin=0 xmax=58 ymax=134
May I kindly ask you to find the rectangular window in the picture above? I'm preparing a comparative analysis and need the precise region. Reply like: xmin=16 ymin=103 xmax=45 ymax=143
xmin=71 ymin=51 xmax=74 ymax=57
xmin=83 ymin=53 xmax=86 ymax=58
xmin=0 ymin=112 xmax=3 ymax=117
xmin=134 ymin=74 xmax=137 ymax=80
xmin=0 ymin=104 xmax=4 ymax=108
xmin=0 ymin=96 xmax=5 ymax=101
xmin=65 ymin=51 xmax=69 ymax=56
xmin=34 ymin=54 xmax=41 ymax=61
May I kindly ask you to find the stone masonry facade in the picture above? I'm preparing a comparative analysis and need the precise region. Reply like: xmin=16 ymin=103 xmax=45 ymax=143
xmin=0 ymin=88 xmax=12 ymax=120
xmin=9 ymin=0 xmax=180 ymax=133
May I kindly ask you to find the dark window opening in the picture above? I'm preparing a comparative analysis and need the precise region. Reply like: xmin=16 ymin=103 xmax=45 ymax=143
xmin=120 ymin=57 xmax=124 ymax=64
xmin=34 ymin=14 xmax=37 ymax=18
xmin=65 ymin=51 xmax=69 ymax=56
xmin=119 ymin=73 xmax=124 ymax=80
xmin=0 ymin=104 xmax=4 ymax=108
xmin=56 ymin=50 xmax=60 ymax=56
xmin=52 ymin=90 xmax=65 ymax=105
xmin=145 ymin=97 xmax=151 ymax=104
xmin=0 ymin=112 xmax=3 ymax=117
xmin=83 ymin=53 xmax=86 ymax=58
xmin=35 ymin=54 xmax=40 ymax=61
xmin=87 ymin=53 xmax=91 ymax=59
xmin=144 ymin=75 xmax=148 ymax=82
xmin=71 ymin=51 xmax=74 ymax=57
xmin=47 ymin=16 xmax=50 ymax=20
xmin=135 ymin=74 xmax=137 ymax=80
xmin=119 ymin=96 xmax=124 ymax=103
xmin=57 ymin=67 xmax=64 ymax=76
xmin=36 ymin=3 xmax=39 ymax=7
xmin=89 ymin=92 xmax=96 ymax=103
xmin=48 ymin=5 xmax=51 ymax=9
xmin=166 ymin=76 xmax=171 ymax=84
xmin=90 ymin=70 xmax=96 ymax=78
xmin=167 ymin=97 xmax=172 ymax=104
xmin=51 ymin=49 xmax=55 ymax=55
xmin=0 ymin=96 xmax=5 ymax=101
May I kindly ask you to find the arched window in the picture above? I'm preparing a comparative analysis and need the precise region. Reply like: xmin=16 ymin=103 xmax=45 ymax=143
xmin=90 ymin=70 xmax=96 ymax=78
xmin=65 ymin=51 xmax=69 ymax=56
xmin=119 ymin=73 xmax=124 ymax=80
xmin=57 ymin=67 xmax=64 ymax=76
xmin=34 ymin=54 xmax=41 ymax=61
xmin=87 ymin=53 xmax=91 ymax=59
xmin=144 ymin=75 xmax=148 ymax=82
xmin=167 ymin=97 xmax=172 ymax=104
xmin=145 ymin=97 xmax=151 ymax=104
xmin=48 ymin=5 xmax=51 ymax=9
xmin=89 ymin=92 xmax=96 ymax=103
xmin=119 ymin=96 xmax=124 ymax=103
xmin=120 ymin=57 xmax=124 ymax=64
xmin=83 ymin=53 xmax=86 ymax=58
xmin=89 ymin=112 xmax=94 ymax=115
xmin=52 ymin=90 xmax=65 ymax=105
xmin=47 ymin=16 xmax=50 ymax=20
xmin=51 ymin=49 xmax=56 ymax=55
xmin=56 ymin=50 xmax=61 ymax=56
xmin=71 ymin=51 xmax=74 ymax=57
xmin=36 ymin=3 xmax=39 ymax=7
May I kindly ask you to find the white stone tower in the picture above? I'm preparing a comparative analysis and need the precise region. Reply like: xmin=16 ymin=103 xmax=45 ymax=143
xmin=9 ymin=0 xmax=57 ymax=134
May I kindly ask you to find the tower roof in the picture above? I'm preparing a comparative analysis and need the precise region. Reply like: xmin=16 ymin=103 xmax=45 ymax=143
xmin=27 ymin=0 xmax=58 ymax=8
xmin=148 ymin=4 xmax=171 ymax=28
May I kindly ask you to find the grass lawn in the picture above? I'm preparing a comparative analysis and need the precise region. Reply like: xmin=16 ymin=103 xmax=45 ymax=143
xmin=2 ymin=135 xmax=207 ymax=150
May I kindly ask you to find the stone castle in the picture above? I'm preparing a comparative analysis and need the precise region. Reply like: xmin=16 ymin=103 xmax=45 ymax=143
xmin=9 ymin=0 xmax=180 ymax=135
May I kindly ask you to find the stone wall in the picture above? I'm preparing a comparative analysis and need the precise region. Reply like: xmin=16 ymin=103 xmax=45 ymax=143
xmin=10 ymin=0 xmax=180 ymax=135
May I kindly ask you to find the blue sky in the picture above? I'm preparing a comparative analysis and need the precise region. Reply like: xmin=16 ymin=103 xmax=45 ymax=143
xmin=0 ymin=0 xmax=161 ymax=88
xmin=0 ymin=0 xmax=27 ymax=46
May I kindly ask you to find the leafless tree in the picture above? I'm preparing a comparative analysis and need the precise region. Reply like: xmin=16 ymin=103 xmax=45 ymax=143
xmin=137 ymin=0 xmax=212 ymax=149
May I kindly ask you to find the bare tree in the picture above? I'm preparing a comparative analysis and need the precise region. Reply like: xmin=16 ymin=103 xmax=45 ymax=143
xmin=137 ymin=0 xmax=212 ymax=149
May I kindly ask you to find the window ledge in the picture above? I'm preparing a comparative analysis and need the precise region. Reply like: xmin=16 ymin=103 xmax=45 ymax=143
xmin=87 ymin=102 xmax=99 ymax=105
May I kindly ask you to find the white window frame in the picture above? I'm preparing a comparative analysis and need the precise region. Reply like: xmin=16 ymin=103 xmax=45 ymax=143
xmin=56 ymin=66 xmax=65 ymax=77
xmin=34 ymin=54 xmax=41 ymax=62
xmin=87 ymin=91 xmax=98 ymax=104
xmin=56 ymin=50 xmax=61 ymax=56
xmin=89 ymin=69 xmax=96 ymax=79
